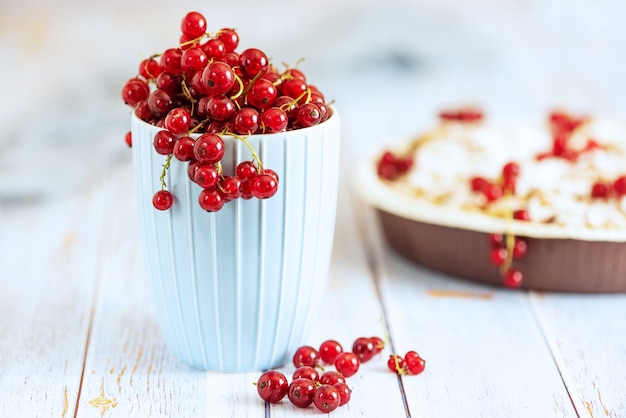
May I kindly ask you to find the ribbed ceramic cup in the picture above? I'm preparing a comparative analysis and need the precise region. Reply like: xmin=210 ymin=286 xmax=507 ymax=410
xmin=131 ymin=110 xmax=340 ymax=372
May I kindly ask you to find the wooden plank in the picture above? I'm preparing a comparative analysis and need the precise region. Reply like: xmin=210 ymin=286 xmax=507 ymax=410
xmin=357 ymin=202 xmax=578 ymax=417
xmin=0 ymin=184 xmax=108 ymax=418
xmin=530 ymin=293 xmax=626 ymax=417
xmin=75 ymin=162 xmax=209 ymax=417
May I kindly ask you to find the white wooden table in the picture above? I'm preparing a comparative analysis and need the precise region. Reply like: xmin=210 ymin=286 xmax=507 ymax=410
xmin=2 ymin=1 xmax=626 ymax=416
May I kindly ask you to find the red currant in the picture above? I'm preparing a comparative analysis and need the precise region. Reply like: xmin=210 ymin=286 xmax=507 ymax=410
xmin=613 ymin=176 xmax=626 ymax=196
xmin=173 ymin=136 xmax=195 ymax=161
xmin=236 ymin=161 xmax=258 ymax=180
xmin=245 ymin=78 xmax=277 ymax=110
xmin=483 ymin=183 xmax=503 ymax=202
xmin=503 ymin=268 xmax=523 ymax=288
xmin=201 ymin=61 xmax=236 ymax=95
xmin=260 ymin=107 xmax=288 ymax=133
xmin=250 ymin=174 xmax=278 ymax=199
xmin=207 ymin=94 xmax=236 ymax=121
xmin=319 ymin=340 xmax=343 ymax=364
xmin=159 ymin=48 xmax=183 ymax=75
xmin=139 ymin=58 xmax=161 ymax=79
xmin=292 ymin=345 xmax=320 ymax=368
xmin=153 ymin=130 xmax=176 ymax=155
xmin=296 ymin=103 xmax=321 ymax=127
xmin=319 ymin=371 xmax=345 ymax=386
xmin=121 ymin=78 xmax=150 ymax=106
xmin=180 ymin=11 xmax=207 ymax=38
xmin=489 ymin=248 xmax=507 ymax=266
xmin=156 ymin=72 xmax=182 ymax=93
xmin=502 ymin=161 xmax=520 ymax=180
xmin=198 ymin=189 xmax=225 ymax=212
xmin=404 ymin=351 xmax=426 ymax=375
xmin=124 ymin=131 xmax=132 ymax=147
xmin=513 ymin=209 xmax=530 ymax=221
xmin=232 ymin=107 xmax=260 ymax=134
xmin=165 ymin=107 xmax=192 ymax=134
xmin=217 ymin=28 xmax=239 ymax=52
xmin=239 ymin=48 xmax=269 ymax=79
xmin=371 ymin=336 xmax=385 ymax=354
xmin=387 ymin=354 xmax=406 ymax=375
xmin=201 ymin=39 xmax=226 ymax=60
xmin=147 ymin=89 xmax=174 ymax=118
xmin=489 ymin=233 xmax=504 ymax=247
xmin=280 ymin=78 xmax=307 ymax=101
xmin=152 ymin=190 xmax=174 ymax=210
xmin=591 ymin=181 xmax=612 ymax=199
xmin=288 ymin=378 xmax=316 ymax=408
xmin=219 ymin=176 xmax=242 ymax=201
xmin=333 ymin=382 xmax=351 ymax=406
xmin=470 ymin=176 xmax=489 ymax=192
xmin=256 ymin=370 xmax=288 ymax=403
xmin=193 ymin=164 xmax=219 ymax=189
xmin=334 ymin=352 xmax=360 ymax=378
xmin=512 ymin=238 xmax=528 ymax=258
xmin=193 ymin=133 xmax=224 ymax=163
xmin=181 ymin=47 xmax=208 ymax=74
xmin=313 ymin=385 xmax=340 ymax=413
xmin=292 ymin=366 xmax=319 ymax=382
xmin=352 ymin=337 xmax=376 ymax=363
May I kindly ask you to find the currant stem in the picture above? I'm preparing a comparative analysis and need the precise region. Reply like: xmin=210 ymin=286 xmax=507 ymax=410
xmin=225 ymin=131 xmax=263 ymax=170
xmin=160 ymin=154 xmax=173 ymax=190
xmin=229 ymin=73 xmax=245 ymax=101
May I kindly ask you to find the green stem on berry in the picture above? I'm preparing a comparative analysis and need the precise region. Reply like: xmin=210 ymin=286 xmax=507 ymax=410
xmin=241 ymin=69 xmax=266 ymax=98
xmin=179 ymin=33 xmax=207 ymax=48
xmin=159 ymin=154 xmax=173 ymax=190
xmin=180 ymin=78 xmax=197 ymax=114
xmin=225 ymin=131 xmax=263 ymax=170
xmin=229 ymin=73 xmax=245 ymax=101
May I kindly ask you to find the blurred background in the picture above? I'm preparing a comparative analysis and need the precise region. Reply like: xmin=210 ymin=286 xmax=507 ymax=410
xmin=1 ymin=0 xmax=625 ymax=207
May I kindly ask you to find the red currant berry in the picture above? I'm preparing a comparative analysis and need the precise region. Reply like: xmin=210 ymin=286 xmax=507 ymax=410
xmin=488 ymin=233 xmax=504 ymax=247
xmin=121 ymin=78 xmax=150 ymax=106
xmin=404 ymin=351 xmax=426 ymax=375
xmin=193 ymin=164 xmax=219 ymax=189
xmin=513 ymin=209 xmax=530 ymax=221
xmin=292 ymin=366 xmax=320 ymax=382
xmin=232 ymin=107 xmax=260 ymax=134
xmin=260 ymin=107 xmax=288 ymax=133
xmin=147 ymin=89 xmax=174 ymax=118
xmin=124 ymin=131 xmax=132 ymax=147
xmin=201 ymin=38 xmax=226 ymax=60
xmin=591 ymin=181 xmax=612 ymax=199
xmin=152 ymin=190 xmax=174 ymax=210
xmin=613 ymin=176 xmax=626 ymax=196
xmin=262 ymin=168 xmax=279 ymax=183
xmin=173 ymin=136 xmax=195 ymax=161
xmin=319 ymin=340 xmax=343 ymax=364
xmin=503 ymin=268 xmax=523 ymax=288
xmin=490 ymin=248 xmax=507 ymax=266
xmin=387 ymin=354 xmax=406 ymax=375
xmin=288 ymin=378 xmax=316 ymax=408
xmin=236 ymin=161 xmax=258 ymax=180
xmin=470 ymin=176 xmax=489 ymax=192
xmin=219 ymin=176 xmax=242 ymax=201
xmin=502 ymin=161 xmax=520 ymax=180
xmin=198 ymin=188 xmax=225 ymax=212
xmin=134 ymin=100 xmax=152 ymax=121
xmin=239 ymin=48 xmax=269 ymax=79
xmin=319 ymin=371 xmax=346 ymax=386
xmin=188 ymin=160 xmax=201 ymax=181
xmin=180 ymin=11 xmax=207 ymax=38
xmin=193 ymin=133 xmax=225 ymax=163
xmin=292 ymin=345 xmax=319 ymax=368
xmin=274 ymin=95 xmax=299 ymax=120
xmin=371 ymin=336 xmax=385 ymax=354
xmin=334 ymin=352 xmax=360 ymax=378
xmin=220 ymin=51 xmax=240 ymax=68
xmin=333 ymin=382 xmax=351 ymax=406
xmin=217 ymin=28 xmax=239 ymax=52
xmin=250 ymin=174 xmax=278 ymax=199
xmin=256 ymin=370 xmax=288 ymax=403
xmin=138 ymin=58 xmax=161 ymax=79
xmin=153 ymin=130 xmax=176 ymax=155
xmin=159 ymin=48 xmax=183 ymax=75
xmin=245 ymin=78 xmax=277 ymax=110
xmin=512 ymin=238 xmax=528 ymax=258
xmin=352 ymin=337 xmax=376 ymax=363
xmin=296 ymin=103 xmax=321 ymax=127
xmin=207 ymin=94 xmax=236 ymax=121
xmin=312 ymin=385 xmax=340 ymax=413
xmin=181 ymin=47 xmax=208 ymax=74
xmin=240 ymin=180 xmax=253 ymax=200
xmin=280 ymin=78 xmax=307 ymax=101
xmin=165 ymin=107 xmax=192 ymax=134
xmin=201 ymin=61 xmax=236 ymax=95
xmin=156 ymin=72 xmax=182 ymax=93
xmin=483 ymin=183 xmax=503 ymax=202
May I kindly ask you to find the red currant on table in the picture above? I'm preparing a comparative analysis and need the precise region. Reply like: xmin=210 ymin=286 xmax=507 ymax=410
xmin=313 ymin=384 xmax=341 ymax=413
xmin=404 ymin=351 xmax=426 ymax=375
xmin=334 ymin=352 xmax=360 ymax=378
xmin=292 ymin=366 xmax=319 ymax=382
xmin=370 ymin=336 xmax=386 ymax=353
xmin=292 ymin=345 xmax=320 ymax=368
xmin=319 ymin=339 xmax=343 ymax=364
xmin=152 ymin=190 xmax=174 ymax=210
xmin=387 ymin=354 xmax=406 ymax=375
xmin=288 ymin=378 xmax=316 ymax=408
xmin=319 ymin=370 xmax=346 ymax=386
xmin=352 ymin=337 xmax=376 ymax=363
xmin=333 ymin=381 xmax=352 ymax=406
xmin=256 ymin=370 xmax=288 ymax=403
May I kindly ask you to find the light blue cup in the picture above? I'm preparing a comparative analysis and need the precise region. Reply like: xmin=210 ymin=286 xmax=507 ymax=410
xmin=131 ymin=110 xmax=340 ymax=372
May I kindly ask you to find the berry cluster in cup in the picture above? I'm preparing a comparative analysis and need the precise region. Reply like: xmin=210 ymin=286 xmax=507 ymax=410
xmin=256 ymin=336 xmax=425 ymax=413
xmin=121 ymin=11 xmax=331 ymax=211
